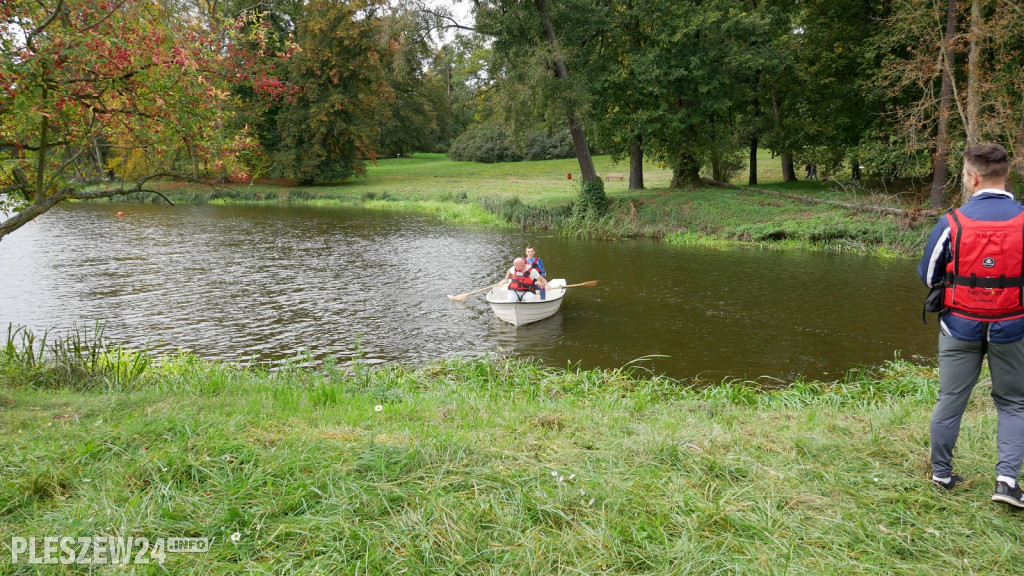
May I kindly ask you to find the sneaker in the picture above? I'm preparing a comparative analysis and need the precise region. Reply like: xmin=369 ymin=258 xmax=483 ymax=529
xmin=992 ymin=481 xmax=1024 ymax=508
xmin=933 ymin=473 xmax=964 ymax=490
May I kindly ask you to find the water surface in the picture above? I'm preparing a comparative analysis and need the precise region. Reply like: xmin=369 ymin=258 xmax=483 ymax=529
xmin=0 ymin=203 xmax=936 ymax=381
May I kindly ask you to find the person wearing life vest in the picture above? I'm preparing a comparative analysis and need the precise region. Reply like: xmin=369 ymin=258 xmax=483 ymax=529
xmin=505 ymin=257 xmax=548 ymax=302
xmin=918 ymin=143 xmax=1024 ymax=509
xmin=525 ymin=245 xmax=547 ymax=300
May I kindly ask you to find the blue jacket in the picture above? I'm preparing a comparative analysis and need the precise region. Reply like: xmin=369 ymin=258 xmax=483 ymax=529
xmin=918 ymin=189 xmax=1024 ymax=342
xmin=526 ymin=256 xmax=545 ymax=277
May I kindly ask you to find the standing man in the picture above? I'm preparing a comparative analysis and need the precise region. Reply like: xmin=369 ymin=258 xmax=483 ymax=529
xmin=918 ymin=143 xmax=1024 ymax=508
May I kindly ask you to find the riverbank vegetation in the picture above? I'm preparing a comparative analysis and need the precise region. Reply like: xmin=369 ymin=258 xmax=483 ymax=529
xmin=140 ymin=152 xmax=934 ymax=258
xmin=3 ymin=326 xmax=1022 ymax=574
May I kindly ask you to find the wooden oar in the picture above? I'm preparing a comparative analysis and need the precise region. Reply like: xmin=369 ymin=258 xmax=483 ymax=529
xmin=448 ymin=280 xmax=506 ymax=302
xmin=557 ymin=280 xmax=598 ymax=289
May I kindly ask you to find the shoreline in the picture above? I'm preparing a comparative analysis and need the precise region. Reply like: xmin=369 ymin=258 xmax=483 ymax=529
xmin=97 ymin=152 xmax=936 ymax=259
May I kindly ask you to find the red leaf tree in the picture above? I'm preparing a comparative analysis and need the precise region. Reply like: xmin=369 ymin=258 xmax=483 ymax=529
xmin=0 ymin=0 xmax=263 ymax=241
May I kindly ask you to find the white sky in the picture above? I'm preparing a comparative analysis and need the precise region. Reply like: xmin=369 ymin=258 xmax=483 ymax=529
xmin=420 ymin=0 xmax=475 ymax=42
xmin=425 ymin=0 xmax=474 ymax=24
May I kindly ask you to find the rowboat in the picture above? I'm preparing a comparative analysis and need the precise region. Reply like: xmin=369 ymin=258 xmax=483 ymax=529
xmin=485 ymin=279 xmax=567 ymax=326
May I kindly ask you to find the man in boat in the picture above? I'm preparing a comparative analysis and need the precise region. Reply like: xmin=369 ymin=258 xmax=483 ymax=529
xmin=525 ymin=245 xmax=547 ymax=300
xmin=505 ymin=257 xmax=549 ymax=302
xmin=918 ymin=142 xmax=1024 ymax=509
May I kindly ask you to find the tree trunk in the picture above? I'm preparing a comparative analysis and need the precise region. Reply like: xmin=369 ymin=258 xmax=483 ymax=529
xmin=35 ymin=87 xmax=49 ymax=203
xmin=929 ymin=0 xmax=959 ymax=208
xmin=749 ymin=75 xmax=761 ymax=186
xmin=781 ymin=152 xmax=796 ymax=182
xmin=749 ymin=137 xmax=758 ymax=186
xmin=966 ymin=0 xmax=983 ymax=148
xmin=534 ymin=0 xmax=597 ymax=183
xmin=94 ymin=140 xmax=106 ymax=180
xmin=629 ymin=133 xmax=644 ymax=190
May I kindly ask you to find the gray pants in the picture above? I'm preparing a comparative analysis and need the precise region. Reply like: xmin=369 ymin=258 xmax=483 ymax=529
xmin=932 ymin=330 xmax=1024 ymax=479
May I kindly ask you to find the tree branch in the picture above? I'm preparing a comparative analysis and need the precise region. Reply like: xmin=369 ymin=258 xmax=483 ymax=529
xmin=25 ymin=0 xmax=65 ymax=50
xmin=77 ymin=0 xmax=131 ymax=34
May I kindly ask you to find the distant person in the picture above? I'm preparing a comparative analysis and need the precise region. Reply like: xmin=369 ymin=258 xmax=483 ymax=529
xmin=505 ymin=257 xmax=548 ymax=302
xmin=806 ymin=164 xmax=817 ymax=180
xmin=917 ymin=142 xmax=1024 ymax=509
xmin=525 ymin=245 xmax=546 ymax=299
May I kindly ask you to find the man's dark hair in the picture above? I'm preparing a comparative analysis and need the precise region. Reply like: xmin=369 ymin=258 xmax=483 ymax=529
xmin=964 ymin=143 xmax=1010 ymax=180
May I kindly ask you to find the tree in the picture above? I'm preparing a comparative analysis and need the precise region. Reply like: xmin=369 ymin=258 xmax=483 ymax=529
xmin=774 ymin=0 xmax=887 ymax=182
xmin=930 ymin=0 xmax=960 ymax=208
xmin=253 ymin=0 xmax=396 ymax=184
xmin=587 ymin=0 xmax=654 ymax=190
xmin=475 ymin=0 xmax=606 ymax=212
xmin=631 ymin=0 xmax=748 ymax=187
xmin=476 ymin=1 xmax=601 ymax=177
xmin=0 ymin=0 xmax=255 ymax=242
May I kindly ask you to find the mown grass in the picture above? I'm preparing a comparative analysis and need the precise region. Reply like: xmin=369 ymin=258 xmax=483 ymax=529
xmin=130 ymin=152 xmax=935 ymax=258
xmin=2 ymin=328 xmax=1023 ymax=574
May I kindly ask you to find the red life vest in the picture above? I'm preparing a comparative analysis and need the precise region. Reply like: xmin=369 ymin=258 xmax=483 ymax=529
xmin=508 ymin=269 xmax=536 ymax=292
xmin=944 ymin=209 xmax=1024 ymax=321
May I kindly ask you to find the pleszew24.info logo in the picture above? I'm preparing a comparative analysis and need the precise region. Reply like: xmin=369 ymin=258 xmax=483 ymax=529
xmin=10 ymin=536 xmax=209 ymax=565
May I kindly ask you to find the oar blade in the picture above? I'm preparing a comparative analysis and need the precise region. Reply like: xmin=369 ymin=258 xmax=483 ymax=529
xmin=561 ymin=280 xmax=598 ymax=289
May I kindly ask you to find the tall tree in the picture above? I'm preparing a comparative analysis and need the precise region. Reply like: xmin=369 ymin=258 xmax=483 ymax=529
xmin=965 ymin=0 xmax=983 ymax=148
xmin=476 ymin=0 xmax=603 ymax=182
xmin=265 ymin=0 xmax=396 ymax=183
xmin=588 ymin=0 xmax=653 ymax=190
xmin=532 ymin=0 xmax=597 ymax=182
xmin=929 ymin=0 xmax=960 ymax=208
xmin=632 ymin=0 xmax=749 ymax=188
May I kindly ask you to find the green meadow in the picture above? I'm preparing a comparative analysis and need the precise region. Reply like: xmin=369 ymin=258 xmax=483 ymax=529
xmin=2 ymin=328 xmax=1023 ymax=575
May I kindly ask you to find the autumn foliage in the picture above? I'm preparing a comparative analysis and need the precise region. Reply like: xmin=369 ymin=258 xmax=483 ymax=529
xmin=0 ymin=0 xmax=272 ymax=240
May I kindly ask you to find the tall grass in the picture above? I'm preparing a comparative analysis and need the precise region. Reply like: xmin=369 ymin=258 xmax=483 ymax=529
xmin=5 ymin=342 xmax=1023 ymax=574
xmin=2 ymin=323 xmax=150 ymax=391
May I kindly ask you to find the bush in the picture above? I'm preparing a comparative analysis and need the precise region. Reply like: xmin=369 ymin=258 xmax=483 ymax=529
xmin=576 ymin=179 xmax=607 ymax=216
xmin=447 ymin=123 xmax=576 ymax=163
xmin=447 ymin=124 xmax=519 ymax=163
xmin=522 ymin=130 xmax=575 ymax=161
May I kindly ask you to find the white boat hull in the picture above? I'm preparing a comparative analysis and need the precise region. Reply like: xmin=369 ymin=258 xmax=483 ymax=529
xmin=485 ymin=279 xmax=567 ymax=326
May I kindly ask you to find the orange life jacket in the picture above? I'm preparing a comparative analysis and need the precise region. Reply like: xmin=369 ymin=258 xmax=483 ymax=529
xmin=508 ymin=269 xmax=536 ymax=293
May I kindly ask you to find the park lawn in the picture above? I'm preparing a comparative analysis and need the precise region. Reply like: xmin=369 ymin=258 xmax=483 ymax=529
xmin=3 ymin=345 xmax=1024 ymax=574
xmin=200 ymin=151 xmax=838 ymax=205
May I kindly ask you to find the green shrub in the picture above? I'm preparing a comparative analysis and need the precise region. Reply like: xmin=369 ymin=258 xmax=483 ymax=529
xmin=447 ymin=123 xmax=576 ymax=163
xmin=447 ymin=124 xmax=520 ymax=163
xmin=576 ymin=179 xmax=607 ymax=216
xmin=522 ymin=130 xmax=575 ymax=161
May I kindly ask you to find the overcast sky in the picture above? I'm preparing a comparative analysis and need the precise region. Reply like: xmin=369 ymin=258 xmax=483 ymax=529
xmin=426 ymin=0 xmax=474 ymax=23
xmin=420 ymin=0 xmax=475 ymax=43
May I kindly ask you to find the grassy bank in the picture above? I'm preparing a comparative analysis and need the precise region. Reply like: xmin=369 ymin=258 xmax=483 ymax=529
xmin=2 ymin=332 xmax=1023 ymax=574
xmin=134 ymin=152 xmax=933 ymax=258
